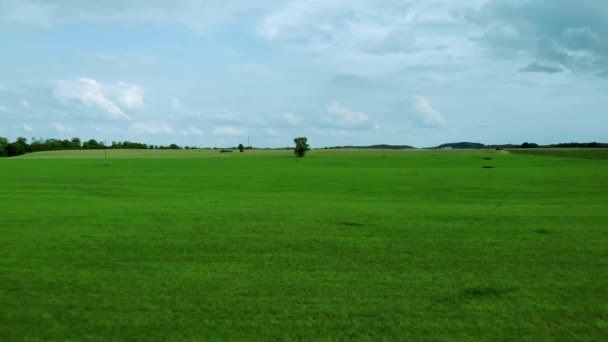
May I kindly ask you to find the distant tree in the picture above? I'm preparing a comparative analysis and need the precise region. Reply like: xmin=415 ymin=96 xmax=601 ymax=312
xmin=238 ymin=143 xmax=245 ymax=152
xmin=61 ymin=139 xmax=71 ymax=150
xmin=15 ymin=136 xmax=31 ymax=152
xmin=169 ymin=143 xmax=180 ymax=150
xmin=83 ymin=139 xmax=100 ymax=149
xmin=521 ymin=142 xmax=539 ymax=149
xmin=5 ymin=142 xmax=25 ymax=157
xmin=71 ymin=137 xmax=81 ymax=149
xmin=0 ymin=137 xmax=8 ymax=156
xmin=294 ymin=137 xmax=310 ymax=160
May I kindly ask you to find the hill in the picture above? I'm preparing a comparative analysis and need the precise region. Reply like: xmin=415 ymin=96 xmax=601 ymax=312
xmin=323 ymin=144 xmax=416 ymax=150
xmin=435 ymin=142 xmax=486 ymax=149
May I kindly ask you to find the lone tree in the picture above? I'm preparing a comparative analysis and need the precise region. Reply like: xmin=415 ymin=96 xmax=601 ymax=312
xmin=294 ymin=137 xmax=310 ymax=160
xmin=238 ymin=143 xmax=245 ymax=152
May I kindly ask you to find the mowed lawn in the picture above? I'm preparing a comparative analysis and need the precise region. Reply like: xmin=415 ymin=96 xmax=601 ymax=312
xmin=1 ymin=149 xmax=607 ymax=340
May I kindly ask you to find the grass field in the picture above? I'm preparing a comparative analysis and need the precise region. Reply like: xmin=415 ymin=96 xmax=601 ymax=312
xmin=509 ymin=148 xmax=608 ymax=160
xmin=1 ymin=149 xmax=607 ymax=340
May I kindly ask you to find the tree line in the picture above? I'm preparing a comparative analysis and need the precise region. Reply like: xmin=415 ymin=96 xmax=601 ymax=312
xmin=0 ymin=136 xmax=188 ymax=157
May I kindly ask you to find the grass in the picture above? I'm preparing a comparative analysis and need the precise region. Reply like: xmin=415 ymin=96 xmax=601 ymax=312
xmin=509 ymin=147 xmax=608 ymax=159
xmin=1 ymin=149 xmax=607 ymax=340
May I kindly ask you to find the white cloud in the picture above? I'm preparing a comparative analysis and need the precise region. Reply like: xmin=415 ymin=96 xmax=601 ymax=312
xmin=324 ymin=101 xmax=372 ymax=129
xmin=51 ymin=123 xmax=74 ymax=133
xmin=264 ymin=127 xmax=279 ymax=136
xmin=118 ymin=82 xmax=144 ymax=109
xmin=256 ymin=0 xmax=479 ymax=76
xmin=226 ymin=63 xmax=280 ymax=79
xmin=95 ymin=53 xmax=157 ymax=65
xmin=215 ymin=109 xmax=238 ymax=122
xmin=21 ymin=99 xmax=30 ymax=109
xmin=53 ymin=78 xmax=135 ymax=120
xmin=213 ymin=126 xmax=243 ymax=136
xmin=257 ymin=0 xmax=343 ymax=41
xmin=22 ymin=124 xmax=33 ymax=132
xmin=131 ymin=121 xmax=173 ymax=134
xmin=0 ymin=1 xmax=54 ymax=26
xmin=282 ymin=112 xmax=303 ymax=126
xmin=311 ymin=127 xmax=350 ymax=137
xmin=188 ymin=126 xmax=204 ymax=136
xmin=0 ymin=0 xmax=277 ymax=32
xmin=168 ymin=97 xmax=201 ymax=118
xmin=414 ymin=96 xmax=446 ymax=127
xmin=170 ymin=97 xmax=183 ymax=112
xmin=0 ymin=106 xmax=7 ymax=112
xmin=328 ymin=102 xmax=368 ymax=124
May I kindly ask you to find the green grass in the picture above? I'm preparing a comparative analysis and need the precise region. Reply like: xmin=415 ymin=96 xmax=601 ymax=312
xmin=1 ymin=149 xmax=607 ymax=340
xmin=509 ymin=147 xmax=608 ymax=159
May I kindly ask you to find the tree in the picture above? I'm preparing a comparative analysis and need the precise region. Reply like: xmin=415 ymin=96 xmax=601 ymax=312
xmin=521 ymin=142 xmax=539 ymax=149
xmin=238 ymin=143 xmax=245 ymax=152
xmin=5 ymin=142 xmax=25 ymax=157
xmin=15 ymin=136 xmax=31 ymax=152
xmin=71 ymin=137 xmax=81 ymax=149
xmin=294 ymin=137 xmax=310 ymax=160
xmin=83 ymin=139 xmax=100 ymax=149
xmin=0 ymin=137 xmax=8 ymax=156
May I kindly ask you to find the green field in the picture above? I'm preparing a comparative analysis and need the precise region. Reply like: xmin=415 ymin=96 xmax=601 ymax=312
xmin=1 ymin=149 xmax=607 ymax=340
xmin=509 ymin=148 xmax=608 ymax=160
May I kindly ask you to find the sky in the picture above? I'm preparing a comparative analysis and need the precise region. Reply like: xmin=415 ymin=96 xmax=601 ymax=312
xmin=0 ymin=0 xmax=607 ymax=148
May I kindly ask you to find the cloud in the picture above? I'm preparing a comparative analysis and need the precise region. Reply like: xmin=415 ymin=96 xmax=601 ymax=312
xmin=213 ymin=126 xmax=243 ymax=136
xmin=188 ymin=126 xmax=204 ymax=136
xmin=466 ymin=0 xmax=608 ymax=74
xmin=168 ymin=97 xmax=201 ymax=118
xmin=325 ymin=102 xmax=372 ymax=129
xmin=0 ymin=0 xmax=54 ymax=26
xmin=21 ymin=99 xmax=30 ymax=109
xmin=22 ymin=124 xmax=33 ymax=132
xmin=131 ymin=121 xmax=173 ymax=134
xmin=330 ymin=73 xmax=374 ymax=89
xmin=311 ymin=127 xmax=350 ymax=138
xmin=0 ymin=106 xmax=7 ymax=112
xmin=95 ymin=53 xmax=157 ymax=66
xmin=264 ymin=127 xmax=279 ymax=136
xmin=215 ymin=109 xmax=239 ymax=123
xmin=51 ymin=123 xmax=74 ymax=133
xmin=170 ymin=97 xmax=183 ymax=112
xmin=519 ymin=62 xmax=563 ymax=74
xmin=257 ymin=0 xmax=479 ymax=75
xmin=53 ymin=78 xmax=136 ymax=120
xmin=118 ymin=82 xmax=144 ymax=109
xmin=281 ymin=112 xmax=303 ymax=126
xmin=0 ymin=0 xmax=276 ymax=32
xmin=414 ymin=96 xmax=446 ymax=127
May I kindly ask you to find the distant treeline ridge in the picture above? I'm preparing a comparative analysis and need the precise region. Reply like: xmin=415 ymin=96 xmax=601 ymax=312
xmin=1 ymin=136 xmax=607 ymax=158
xmin=0 ymin=137 xmax=193 ymax=157
xmin=435 ymin=142 xmax=608 ymax=149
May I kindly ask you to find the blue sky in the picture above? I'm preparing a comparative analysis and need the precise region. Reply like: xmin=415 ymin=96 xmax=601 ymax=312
xmin=0 ymin=0 xmax=607 ymax=148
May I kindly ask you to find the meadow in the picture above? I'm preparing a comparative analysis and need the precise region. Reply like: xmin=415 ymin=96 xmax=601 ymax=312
xmin=1 ymin=149 xmax=607 ymax=340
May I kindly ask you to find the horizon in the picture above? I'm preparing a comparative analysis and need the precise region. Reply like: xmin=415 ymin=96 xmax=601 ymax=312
xmin=1 ymin=0 xmax=607 ymax=147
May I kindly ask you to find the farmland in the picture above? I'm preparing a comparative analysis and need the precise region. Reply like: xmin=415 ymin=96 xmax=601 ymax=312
xmin=1 ymin=149 xmax=607 ymax=340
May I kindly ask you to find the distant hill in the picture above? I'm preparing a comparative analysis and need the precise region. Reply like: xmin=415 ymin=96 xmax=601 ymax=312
xmin=434 ymin=142 xmax=486 ymax=149
xmin=322 ymin=144 xmax=416 ymax=150
xmin=434 ymin=141 xmax=608 ymax=149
